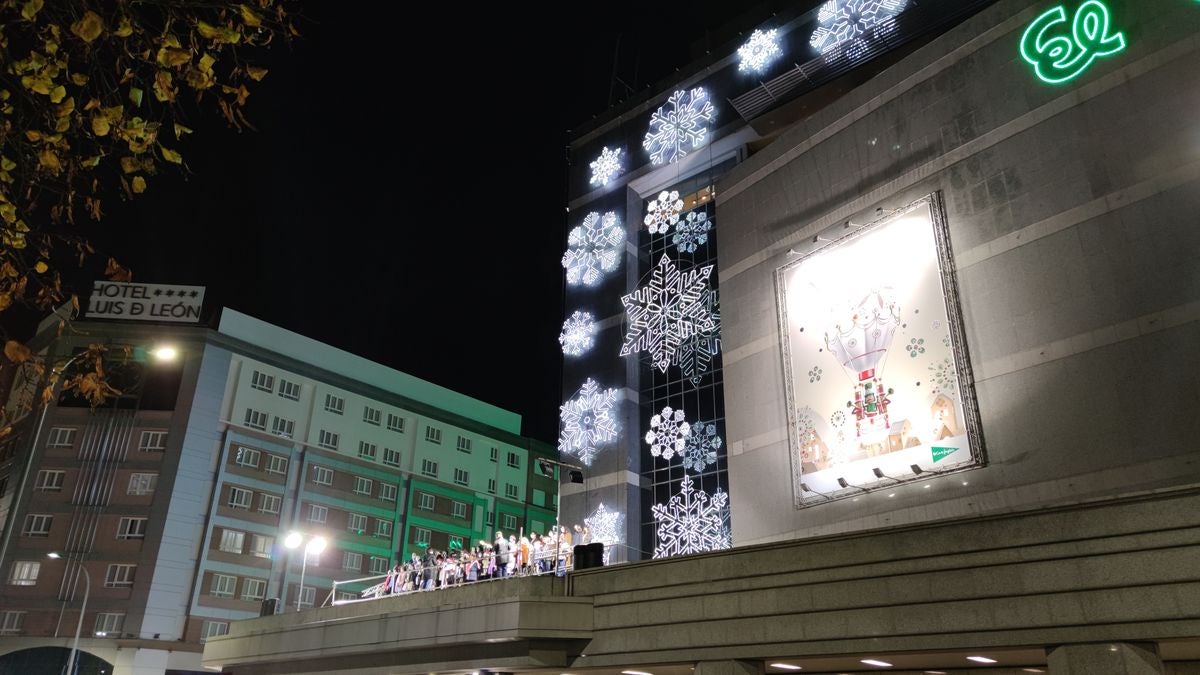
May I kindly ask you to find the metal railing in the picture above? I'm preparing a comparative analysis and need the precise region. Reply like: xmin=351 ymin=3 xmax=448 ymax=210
xmin=328 ymin=553 xmax=574 ymax=606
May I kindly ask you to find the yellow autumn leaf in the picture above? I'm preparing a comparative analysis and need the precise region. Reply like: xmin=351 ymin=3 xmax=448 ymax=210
xmin=71 ymin=73 xmax=89 ymax=86
xmin=173 ymin=123 xmax=193 ymax=139
xmin=38 ymin=147 xmax=62 ymax=173
xmin=152 ymin=71 xmax=175 ymax=102
xmin=92 ymin=115 xmax=110 ymax=137
xmin=156 ymin=45 xmax=191 ymax=68
xmin=131 ymin=176 xmax=146 ymax=193
xmin=80 ymin=156 xmax=101 ymax=168
xmin=55 ymin=97 xmax=74 ymax=117
xmin=114 ymin=16 xmax=133 ymax=37
xmin=21 ymin=0 xmax=43 ymax=21
xmin=101 ymin=105 xmax=124 ymax=122
xmin=239 ymin=4 xmax=263 ymax=27
xmin=0 ymin=294 xmax=11 ymax=312
xmin=197 ymin=21 xmax=241 ymax=44
xmin=71 ymin=10 xmax=104 ymax=44
xmin=246 ymin=66 xmax=269 ymax=82
xmin=159 ymin=145 xmax=182 ymax=164
xmin=4 ymin=340 xmax=32 ymax=364
xmin=1 ymin=157 xmax=14 ymax=172
xmin=49 ymin=85 xmax=66 ymax=103
xmin=119 ymin=157 xmax=140 ymax=174
xmin=54 ymin=116 xmax=69 ymax=132
xmin=25 ymin=130 xmax=41 ymax=141
xmin=35 ymin=261 xmax=48 ymax=274
xmin=128 ymin=86 xmax=143 ymax=107
xmin=21 ymin=75 xmax=51 ymax=95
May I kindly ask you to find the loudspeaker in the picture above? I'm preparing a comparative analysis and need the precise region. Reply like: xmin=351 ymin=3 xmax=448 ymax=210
xmin=573 ymin=543 xmax=606 ymax=570
xmin=260 ymin=597 xmax=279 ymax=616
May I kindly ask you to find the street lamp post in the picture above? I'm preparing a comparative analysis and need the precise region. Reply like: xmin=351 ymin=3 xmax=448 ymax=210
xmin=284 ymin=531 xmax=326 ymax=611
xmin=47 ymin=552 xmax=89 ymax=675
xmin=535 ymin=457 xmax=584 ymax=575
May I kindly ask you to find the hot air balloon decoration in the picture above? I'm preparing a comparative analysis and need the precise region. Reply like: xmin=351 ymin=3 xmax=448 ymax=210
xmin=825 ymin=288 xmax=899 ymax=439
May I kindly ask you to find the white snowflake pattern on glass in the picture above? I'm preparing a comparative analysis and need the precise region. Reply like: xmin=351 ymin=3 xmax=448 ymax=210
xmin=645 ymin=406 xmax=690 ymax=460
xmin=810 ymin=0 xmax=909 ymax=62
xmin=672 ymin=288 xmax=721 ymax=385
xmin=929 ymin=357 xmax=957 ymax=396
xmin=561 ymin=210 xmax=625 ymax=287
xmin=738 ymin=28 xmax=783 ymax=73
xmin=652 ymin=475 xmax=732 ymax=558
xmin=644 ymin=190 xmax=683 ymax=235
xmin=589 ymin=146 xmax=624 ymax=187
xmin=643 ymin=87 xmax=716 ymax=166
xmin=682 ymin=421 xmax=722 ymax=473
xmin=585 ymin=503 xmax=624 ymax=565
xmin=558 ymin=378 xmax=620 ymax=467
xmin=620 ymin=255 xmax=717 ymax=373
xmin=558 ymin=311 xmax=597 ymax=357
xmin=672 ymin=211 xmax=711 ymax=253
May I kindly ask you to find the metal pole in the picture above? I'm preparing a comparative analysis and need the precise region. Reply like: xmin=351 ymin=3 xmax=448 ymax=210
xmin=67 ymin=563 xmax=90 ymax=675
xmin=296 ymin=548 xmax=308 ymax=612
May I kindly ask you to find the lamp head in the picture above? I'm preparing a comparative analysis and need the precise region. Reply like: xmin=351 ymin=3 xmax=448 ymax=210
xmin=307 ymin=536 xmax=327 ymax=554
xmin=910 ymin=464 xmax=924 ymax=475
xmin=150 ymin=345 xmax=178 ymax=362
xmin=47 ymin=552 xmax=62 ymax=559
xmin=872 ymin=468 xmax=885 ymax=479
xmin=284 ymin=532 xmax=303 ymax=549
xmin=568 ymin=470 xmax=584 ymax=484
xmin=837 ymin=477 xmax=850 ymax=488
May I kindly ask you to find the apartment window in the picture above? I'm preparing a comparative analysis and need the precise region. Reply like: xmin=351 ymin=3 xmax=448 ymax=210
xmin=532 ymin=489 xmax=546 ymax=507
xmin=210 ymin=573 xmax=236 ymax=598
xmin=266 ymin=454 xmax=288 ymax=475
xmin=420 ymin=459 xmax=438 ymax=478
xmin=337 ymin=551 xmax=360 ymax=572
xmin=484 ymin=512 xmax=494 ymax=527
xmin=487 ymin=478 xmax=496 ymax=495
xmin=243 ymin=408 xmax=268 ymax=431
xmin=117 ymin=517 xmax=147 ymax=540
xmin=317 ymin=429 xmax=339 ymax=451
xmin=259 ymin=493 xmax=281 ymax=514
xmin=347 ymin=513 xmax=367 ymax=533
xmin=504 ymin=483 xmax=519 ymax=500
xmin=8 ymin=561 xmax=39 ymax=586
xmin=449 ymin=535 xmax=464 ymax=551
xmin=272 ymin=416 xmax=295 ymax=439
xmin=506 ymin=451 xmax=520 ymax=469
xmin=453 ymin=468 xmax=469 ymax=486
xmin=379 ymin=483 xmax=397 ymax=502
xmin=235 ymin=446 xmax=260 ymax=468
xmin=353 ymin=476 xmax=372 ymax=495
xmin=386 ymin=413 xmax=405 ymax=433
xmin=451 ymin=501 xmax=467 ymax=520
xmin=0 ymin=611 xmax=24 ymax=635
xmin=298 ymin=585 xmax=315 ymax=609
xmin=22 ymin=514 xmax=51 ymax=537
xmin=456 ymin=436 xmax=472 ymax=453
xmin=34 ymin=469 xmax=64 ymax=492
xmin=278 ymin=379 xmax=301 ymax=401
xmin=47 ymin=426 xmax=76 ymax=448
xmin=307 ymin=504 xmax=328 ymax=524
xmin=105 ymin=564 xmax=136 ymax=588
xmin=201 ymin=620 xmax=229 ymax=642
xmin=324 ymin=394 xmax=344 ymax=414
xmin=382 ymin=447 xmax=401 ymax=467
xmin=94 ymin=612 xmax=124 ymax=636
xmin=501 ymin=514 xmax=516 ymax=531
xmin=242 ymin=578 xmax=267 ymax=602
xmin=489 ymin=446 xmax=499 ymax=462
xmin=369 ymin=556 xmax=388 ymax=575
xmin=363 ymin=406 xmax=382 ymax=426
xmin=311 ymin=465 xmax=333 ymax=486
xmin=139 ymin=430 xmax=168 ymax=451
xmin=218 ymin=529 xmax=245 ymax=553
xmin=250 ymin=370 xmax=274 ymax=392
xmin=250 ymin=534 xmax=273 ymax=558
xmin=228 ymin=486 xmax=253 ymax=509
xmin=413 ymin=527 xmax=431 ymax=545
xmin=375 ymin=519 xmax=392 ymax=538
xmin=424 ymin=426 xmax=442 ymax=444
xmin=127 ymin=472 xmax=157 ymax=496
xmin=417 ymin=493 xmax=435 ymax=511
xmin=357 ymin=441 xmax=377 ymax=461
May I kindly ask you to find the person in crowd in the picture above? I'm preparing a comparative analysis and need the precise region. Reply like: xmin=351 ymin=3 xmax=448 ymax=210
xmin=531 ymin=534 xmax=544 ymax=574
xmin=421 ymin=548 xmax=437 ymax=590
xmin=494 ymin=531 xmax=511 ymax=577
xmin=518 ymin=535 xmax=531 ymax=575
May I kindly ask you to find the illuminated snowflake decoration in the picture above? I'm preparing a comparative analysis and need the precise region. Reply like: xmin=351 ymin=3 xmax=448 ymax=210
xmin=562 ymin=211 xmax=625 ymax=287
xmin=585 ymin=503 xmax=624 ymax=565
xmin=644 ymin=190 xmax=683 ymax=235
xmin=682 ymin=421 xmax=722 ymax=473
xmin=643 ymin=87 xmax=716 ymax=166
xmin=929 ymin=357 xmax=957 ymax=397
xmin=558 ymin=378 xmax=619 ymax=466
xmin=646 ymin=406 xmax=690 ymax=461
xmin=810 ymin=0 xmax=909 ymax=62
xmin=672 ymin=211 xmax=711 ymax=253
xmin=620 ymin=255 xmax=716 ymax=373
xmin=589 ymin=146 xmax=624 ymax=187
xmin=652 ymin=475 xmax=732 ymax=559
xmin=672 ymin=288 xmax=721 ymax=385
xmin=558 ymin=311 xmax=597 ymax=357
xmin=738 ymin=28 xmax=783 ymax=73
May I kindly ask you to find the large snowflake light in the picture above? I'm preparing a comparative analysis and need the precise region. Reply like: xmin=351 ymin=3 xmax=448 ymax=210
xmin=652 ymin=475 xmax=732 ymax=559
xmin=562 ymin=211 xmax=625 ymax=287
xmin=646 ymin=406 xmax=690 ymax=461
xmin=810 ymin=0 xmax=909 ymax=62
xmin=644 ymin=190 xmax=683 ymax=235
xmin=558 ymin=311 xmax=597 ymax=357
xmin=671 ymin=288 xmax=721 ymax=385
xmin=620 ymin=255 xmax=716 ymax=373
xmin=589 ymin=146 xmax=624 ymax=187
xmin=738 ymin=29 xmax=783 ymax=73
xmin=682 ymin=421 xmax=722 ymax=473
xmin=672 ymin=211 xmax=711 ymax=253
xmin=558 ymin=378 xmax=619 ymax=466
xmin=585 ymin=503 xmax=624 ymax=565
xmin=643 ymin=87 xmax=716 ymax=166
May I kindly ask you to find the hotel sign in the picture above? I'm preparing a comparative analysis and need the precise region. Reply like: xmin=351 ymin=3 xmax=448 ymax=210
xmin=86 ymin=281 xmax=205 ymax=323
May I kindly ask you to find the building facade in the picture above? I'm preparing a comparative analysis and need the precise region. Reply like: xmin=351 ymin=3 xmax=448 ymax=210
xmin=0 ymin=307 xmax=556 ymax=674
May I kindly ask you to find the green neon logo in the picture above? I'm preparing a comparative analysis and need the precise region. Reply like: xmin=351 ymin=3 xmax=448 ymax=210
xmin=931 ymin=446 xmax=959 ymax=463
xmin=1020 ymin=0 xmax=1127 ymax=84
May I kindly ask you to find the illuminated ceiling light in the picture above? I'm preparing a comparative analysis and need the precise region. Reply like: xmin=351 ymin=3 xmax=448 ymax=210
xmin=810 ymin=0 xmax=909 ymax=62
xmin=652 ymin=474 xmax=731 ymax=558
xmin=681 ymin=420 xmax=721 ymax=473
xmin=925 ymin=671 xmax=948 ymax=674
xmin=150 ymin=345 xmax=178 ymax=362
xmin=924 ymin=484 xmax=931 ymax=488
xmin=769 ymin=665 xmax=803 ymax=671
xmin=562 ymin=211 xmax=625 ymax=287
xmin=644 ymin=190 xmax=683 ymax=235
xmin=558 ymin=311 xmax=597 ymax=357
xmin=642 ymin=87 xmax=716 ymax=165
xmin=962 ymin=481 xmax=969 ymax=486
xmin=1023 ymin=670 xmax=1046 ymax=673
xmin=589 ymin=146 xmax=624 ymax=186
xmin=558 ymin=378 xmax=620 ymax=467
xmin=861 ymin=660 xmax=893 ymax=668
xmin=619 ymin=254 xmax=716 ymax=373
xmin=966 ymin=656 xmax=998 ymax=664
xmin=646 ymin=406 xmax=691 ymax=461
xmin=737 ymin=28 xmax=783 ymax=73
xmin=622 ymin=671 xmax=654 ymax=675
xmin=1019 ymin=1 xmax=1126 ymax=85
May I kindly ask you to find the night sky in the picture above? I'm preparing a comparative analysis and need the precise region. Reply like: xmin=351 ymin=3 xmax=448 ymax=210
xmin=38 ymin=1 xmax=772 ymax=443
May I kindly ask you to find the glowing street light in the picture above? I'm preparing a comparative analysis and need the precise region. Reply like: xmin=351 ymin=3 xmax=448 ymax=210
xmin=149 ymin=345 xmax=178 ymax=362
xmin=48 ymin=552 xmax=90 ymax=675
xmin=284 ymin=531 xmax=326 ymax=611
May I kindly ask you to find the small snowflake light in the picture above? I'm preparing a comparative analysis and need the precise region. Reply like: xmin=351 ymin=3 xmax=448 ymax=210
xmin=643 ymin=87 xmax=717 ymax=166
xmin=585 ymin=503 xmax=624 ymax=565
xmin=672 ymin=211 xmax=711 ymax=253
xmin=558 ymin=311 xmax=597 ymax=357
xmin=562 ymin=211 xmax=625 ymax=287
xmin=810 ymin=0 xmax=909 ymax=61
xmin=652 ymin=475 xmax=732 ymax=558
xmin=673 ymin=288 xmax=721 ymax=385
xmin=644 ymin=191 xmax=684 ymax=235
xmin=558 ymin=378 xmax=620 ymax=466
xmin=681 ymin=421 xmax=722 ymax=473
xmin=620 ymin=255 xmax=717 ymax=373
xmin=589 ymin=146 xmax=624 ymax=187
xmin=645 ymin=406 xmax=691 ymax=460
xmin=738 ymin=28 xmax=783 ymax=73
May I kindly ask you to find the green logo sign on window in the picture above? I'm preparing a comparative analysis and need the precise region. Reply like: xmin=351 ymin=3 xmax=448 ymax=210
xmin=931 ymin=446 xmax=960 ymax=463
xmin=1020 ymin=0 xmax=1127 ymax=84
